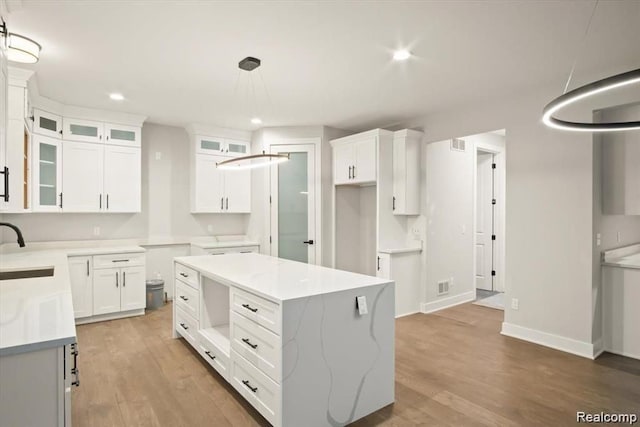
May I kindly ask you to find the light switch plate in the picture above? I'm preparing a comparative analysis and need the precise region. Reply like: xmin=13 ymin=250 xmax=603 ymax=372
xmin=356 ymin=296 xmax=368 ymax=315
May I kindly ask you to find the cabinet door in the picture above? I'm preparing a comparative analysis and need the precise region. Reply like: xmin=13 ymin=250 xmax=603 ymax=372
xmin=225 ymin=138 xmax=250 ymax=157
xmin=120 ymin=265 xmax=146 ymax=312
xmin=93 ymin=268 xmax=121 ymax=315
xmin=353 ymin=137 xmax=377 ymax=183
xmin=224 ymin=168 xmax=251 ymax=213
xmin=103 ymin=145 xmax=141 ymax=212
xmin=376 ymin=253 xmax=391 ymax=279
xmin=68 ymin=256 xmax=93 ymax=318
xmin=0 ymin=65 xmax=6 ymax=211
xmin=104 ymin=123 xmax=140 ymax=147
xmin=62 ymin=141 xmax=104 ymax=212
xmin=196 ymin=136 xmax=225 ymax=155
xmin=33 ymin=109 xmax=62 ymax=139
xmin=333 ymin=143 xmax=353 ymax=185
xmin=63 ymin=117 xmax=104 ymax=143
xmin=193 ymin=154 xmax=225 ymax=212
xmin=32 ymin=135 xmax=63 ymax=212
xmin=392 ymin=137 xmax=406 ymax=214
xmin=4 ymin=85 xmax=26 ymax=212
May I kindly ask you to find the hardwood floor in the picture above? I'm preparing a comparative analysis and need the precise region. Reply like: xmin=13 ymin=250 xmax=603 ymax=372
xmin=72 ymin=302 xmax=640 ymax=426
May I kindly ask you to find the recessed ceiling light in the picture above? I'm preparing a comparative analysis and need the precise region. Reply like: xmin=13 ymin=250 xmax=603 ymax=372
xmin=393 ymin=50 xmax=411 ymax=61
xmin=109 ymin=93 xmax=124 ymax=101
xmin=251 ymin=117 xmax=262 ymax=125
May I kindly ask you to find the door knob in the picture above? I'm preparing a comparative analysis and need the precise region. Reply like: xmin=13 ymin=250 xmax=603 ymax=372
xmin=303 ymin=240 xmax=314 ymax=245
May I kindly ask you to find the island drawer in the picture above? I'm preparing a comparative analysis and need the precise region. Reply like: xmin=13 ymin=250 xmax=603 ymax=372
xmin=175 ymin=279 xmax=199 ymax=319
xmin=175 ymin=263 xmax=199 ymax=289
xmin=231 ymin=288 xmax=281 ymax=335
xmin=230 ymin=311 xmax=281 ymax=383
xmin=230 ymin=350 xmax=280 ymax=426
xmin=198 ymin=332 xmax=229 ymax=381
xmin=93 ymin=252 xmax=145 ymax=269
xmin=175 ymin=306 xmax=198 ymax=347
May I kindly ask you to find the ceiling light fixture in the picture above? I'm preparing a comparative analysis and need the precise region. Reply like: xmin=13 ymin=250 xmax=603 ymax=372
xmin=542 ymin=0 xmax=640 ymax=132
xmin=0 ymin=20 xmax=41 ymax=64
xmin=109 ymin=93 xmax=125 ymax=101
xmin=393 ymin=49 xmax=411 ymax=61
xmin=217 ymin=151 xmax=289 ymax=170
xmin=217 ymin=57 xmax=288 ymax=170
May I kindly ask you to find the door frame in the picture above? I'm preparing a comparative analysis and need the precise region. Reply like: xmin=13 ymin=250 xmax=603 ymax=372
xmin=473 ymin=135 xmax=506 ymax=293
xmin=267 ymin=138 xmax=322 ymax=265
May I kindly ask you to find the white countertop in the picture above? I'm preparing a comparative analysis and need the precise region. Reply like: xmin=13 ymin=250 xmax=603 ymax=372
xmin=0 ymin=250 xmax=76 ymax=356
xmin=190 ymin=236 xmax=259 ymax=249
xmin=602 ymin=243 xmax=640 ymax=270
xmin=175 ymin=253 xmax=392 ymax=302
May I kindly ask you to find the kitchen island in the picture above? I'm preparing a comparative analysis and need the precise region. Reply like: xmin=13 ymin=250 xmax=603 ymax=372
xmin=173 ymin=252 xmax=395 ymax=427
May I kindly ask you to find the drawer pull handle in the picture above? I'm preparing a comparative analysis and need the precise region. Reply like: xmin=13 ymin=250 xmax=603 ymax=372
xmin=180 ymin=272 xmax=189 ymax=278
xmin=180 ymin=323 xmax=189 ymax=330
xmin=242 ymin=380 xmax=258 ymax=393
xmin=112 ymin=259 xmax=130 ymax=263
xmin=204 ymin=350 xmax=216 ymax=360
xmin=180 ymin=296 xmax=189 ymax=301
xmin=241 ymin=338 xmax=258 ymax=349
xmin=241 ymin=303 xmax=258 ymax=313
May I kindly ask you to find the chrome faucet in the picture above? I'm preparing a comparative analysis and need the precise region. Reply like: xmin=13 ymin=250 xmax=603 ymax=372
xmin=0 ymin=222 xmax=25 ymax=247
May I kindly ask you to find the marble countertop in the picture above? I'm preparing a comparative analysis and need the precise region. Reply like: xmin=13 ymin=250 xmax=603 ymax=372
xmin=175 ymin=253 xmax=392 ymax=302
xmin=602 ymin=243 xmax=640 ymax=270
xmin=0 ymin=250 xmax=76 ymax=356
xmin=190 ymin=237 xmax=259 ymax=249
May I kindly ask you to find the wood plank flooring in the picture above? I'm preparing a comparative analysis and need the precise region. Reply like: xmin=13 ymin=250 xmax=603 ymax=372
xmin=72 ymin=302 xmax=640 ymax=426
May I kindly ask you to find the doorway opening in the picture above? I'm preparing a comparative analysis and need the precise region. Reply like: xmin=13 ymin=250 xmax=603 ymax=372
xmin=473 ymin=130 xmax=506 ymax=311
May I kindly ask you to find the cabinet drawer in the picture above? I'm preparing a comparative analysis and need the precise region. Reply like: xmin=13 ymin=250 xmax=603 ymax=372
xmin=93 ymin=253 xmax=145 ymax=269
xmin=198 ymin=331 xmax=229 ymax=380
xmin=175 ymin=263 xmax=199 ymax=289
xmin=208 ymin=246 xmax=260 ymax=255
xmin=231 ymin=288 xmax=280 ymax=335
xmin=231 ymin=350 xmax=280 ymax=426
xmin=231 ymin=311 xmax=281 ymax=383
xmin=175 ymin=307 xmax=198 ymax=347
xmin=175 ymin=279 xmax=199 ymax=319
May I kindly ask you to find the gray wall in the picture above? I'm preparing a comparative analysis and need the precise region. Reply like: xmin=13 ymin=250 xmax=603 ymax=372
xmin=1 ymin=123 xmax=248 ymax=243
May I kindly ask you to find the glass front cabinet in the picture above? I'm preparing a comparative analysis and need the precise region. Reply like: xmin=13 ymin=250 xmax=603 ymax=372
xmin=32 ymin=134 xmax=63 ymax=212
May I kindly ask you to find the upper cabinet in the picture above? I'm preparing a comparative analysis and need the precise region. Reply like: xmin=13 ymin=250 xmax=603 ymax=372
xmin=33 ymin=109 xmax=63 ymax=139
xmin=32 ymin=134 xmax=63 ymax=212
xmin=63 ymin=118 xmax=141 ymax=147
xmin=105 ymin=123 xmax=140 ymax=147
xmin=392 ymin=129 xmax=422 ymax=215
xmin=332 ymin=134 xmax=378 ymax=185
xmin=196 ymin=135 xmax=249 ymax=157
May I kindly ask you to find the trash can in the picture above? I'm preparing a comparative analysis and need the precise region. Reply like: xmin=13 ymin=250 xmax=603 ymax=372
xmin=146 ymin=279 xmax=165 ymax=310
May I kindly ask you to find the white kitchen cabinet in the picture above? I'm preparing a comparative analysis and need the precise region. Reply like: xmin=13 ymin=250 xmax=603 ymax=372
xmin=392 ymin=129 xmax=422 ymax=215
xmin=104 ymin=123 xmax=140 ymax=147
xmin=225 ymin=138 xmax=250 ymax=157
xmin=62 ymin=141 xmax=104 ymax=212
xmin=32 ymin=134 xmax=63 ymax=212
xmin=192 ymin=153 xmax=250 ymax=213
xmin=93 ymin=268 xmax=122 ymax=316
xmin=376 ymin=253 xmax=391 ymax=279
xmin=33 ymin=109 xmax=63 ymax=139
xmin=120 ymin=266 xmax=146 ymax=312
xmin=195 ymin=135 xmax=250 ymax=157
xmin=68 ymin=256 xmax=93 ymax=319
xmin=376 ymin=249 xmax=422 ymax=317
xmin=103 ymin=145 xmax=141 ymax=212
xmin=0 ymin=60 xmax=6 ymax=212
xmin=332 ymin=136 xmax=377 ymax=185
xmin=63 ymin=117 xmax=103 ymax=143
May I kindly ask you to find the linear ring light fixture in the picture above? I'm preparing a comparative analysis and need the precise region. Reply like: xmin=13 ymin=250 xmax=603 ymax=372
xmin=217 ymin=151 xmax=290 ymax=170
xmin=0 ymin=19 xmax=41 ymax=63
xmin=542 ymin=68 xmax=640 ymax=132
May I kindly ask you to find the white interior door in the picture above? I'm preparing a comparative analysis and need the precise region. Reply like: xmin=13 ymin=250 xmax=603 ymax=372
xmin=103 ymin=145 xmax=141 ymax=212
xmin=475 ymin=152 xmax=494 ymax=291
xmin=270 ymin=144 xmax=316 ymax=264
xmin=62 ymin=141 xmax=104 ymax=212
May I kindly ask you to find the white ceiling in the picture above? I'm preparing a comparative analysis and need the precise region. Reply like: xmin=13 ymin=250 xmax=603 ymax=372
xmin=6 ymin=0 xmax=640 ymax=131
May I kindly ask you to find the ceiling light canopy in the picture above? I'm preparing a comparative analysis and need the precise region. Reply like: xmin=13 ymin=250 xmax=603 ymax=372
xmin=542 ymin=68 xmax=640 ymax=132
xmin=251 ymin=117 xmax=262 ymax=125
xmin=1 ymin=20 xmax=41 ymax=64
xmin=109 ymin=93 xmax=125 ymax=101
xmin=393 ymin=49 xmax=411 ymax=61
xmin=216 ymin=152 xmax=289 ymax=170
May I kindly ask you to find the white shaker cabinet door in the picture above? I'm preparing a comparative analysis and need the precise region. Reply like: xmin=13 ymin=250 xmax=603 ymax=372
xmin=103 ymin=145 xmax=141 ymax=212
xmin=353 ymin=137 xmax=377 ymax=183
xmin=120 ymin=266 xmax=146 ymax=312
xmin=93 ymin=268 xmax=121 ymax=315
xmin=224 ymin=168 xmax=251 ymax=213
xmin=333 ymin=143 xmax=353 ymax=185
xmin=68 ymin=256 xmax=93 ymax=319
xmin=62 ymin=141 xmax=104 ymax=212
xmin=194 ymin=154 xmax=225 ymax=212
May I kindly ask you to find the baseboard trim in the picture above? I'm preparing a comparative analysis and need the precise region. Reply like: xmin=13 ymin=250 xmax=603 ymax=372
xmin=420 ymin=291 xmax=475 ymax=314
xmin=592 ymin=338 xmax=605 ymax=359
xmin=603 ymin=347 xmax=640 ymax=361
xmin=501 ymin=322 xmax=600 ymax=359
xmin=396 ymin=310 xmax=420 ymax=319
xmin=76 ymin=309 xmax=145 ymax=325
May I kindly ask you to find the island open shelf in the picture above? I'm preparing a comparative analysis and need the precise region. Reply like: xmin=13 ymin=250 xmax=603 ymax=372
xmin=200 ymin=276 xmax=231 ymax=357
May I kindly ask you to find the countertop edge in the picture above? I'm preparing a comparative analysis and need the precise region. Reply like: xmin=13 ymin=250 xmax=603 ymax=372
xmin=0 ymin=336 xmax=76 ymax=357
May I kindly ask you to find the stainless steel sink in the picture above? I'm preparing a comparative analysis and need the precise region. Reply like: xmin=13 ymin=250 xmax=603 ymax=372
xmin=0 ymin=267 xmax=55 ymax=281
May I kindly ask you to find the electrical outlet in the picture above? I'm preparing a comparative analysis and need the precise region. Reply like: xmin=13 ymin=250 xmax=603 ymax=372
xmin=93 ymin=226 xmax=100 ymax=236
xmin=596 ymin=233 xmax=601 ymax=247
xmin=511 ymin=298 xmax=519 ymax=310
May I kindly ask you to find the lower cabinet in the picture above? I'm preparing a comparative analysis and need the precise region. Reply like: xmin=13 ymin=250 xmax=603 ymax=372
xmin=68 ymin=250 xmax=146 ymax=322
